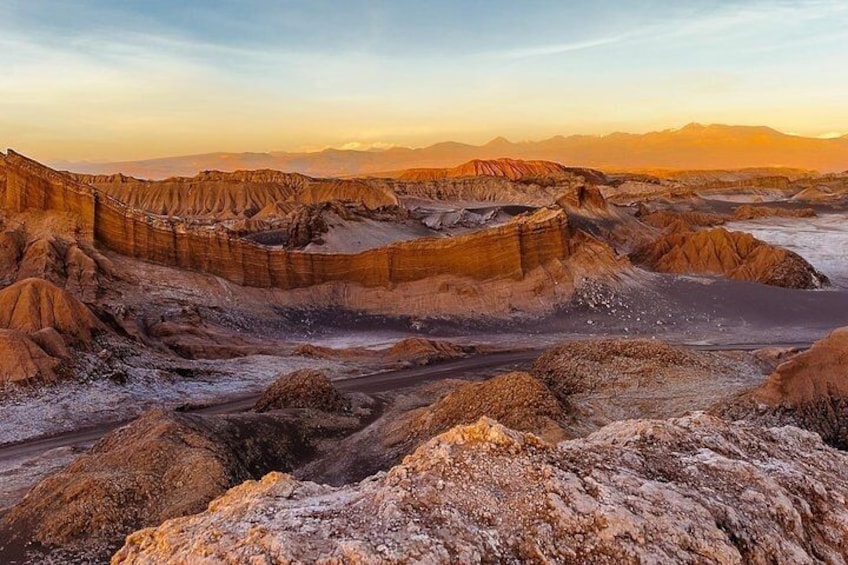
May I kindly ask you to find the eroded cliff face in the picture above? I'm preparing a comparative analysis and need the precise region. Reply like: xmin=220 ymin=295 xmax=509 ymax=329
xmin=0 ymin=278 xmax=104 ymax=345
xmin=112 ymin=415 xmax=848 ymax=564
xmin=0 ymin=278 xmax=104 ymax=385
xmin=94 ymin=204 xmax=587 ymax=290
xmin=0 ymin=329 xmax=60 ymax=385
xmin=377 ymin=175 xmax=588 ymax=206
xmin=632 ymin=223 xmax=829 ymax=289
xmin=0 ymin=153 xmax=7 ymax=201
xmin=75 ymin=169 xmax=399 ymax=218
xmin=4 ymin=151 xmax=96 ymax=240
xmin=6 ymin=152 xmax=625 ymax=305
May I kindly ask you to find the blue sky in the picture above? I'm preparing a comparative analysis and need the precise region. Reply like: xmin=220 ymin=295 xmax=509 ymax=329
xmin=1 ymin=0 xmax=847 ymax=160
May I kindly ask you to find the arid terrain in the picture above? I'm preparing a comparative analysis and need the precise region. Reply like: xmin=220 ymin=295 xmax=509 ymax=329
xmin=1 ymin=147 xmax=847 ymax=564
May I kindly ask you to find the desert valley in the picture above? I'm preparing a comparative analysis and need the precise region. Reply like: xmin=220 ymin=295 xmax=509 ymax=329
xmin=3 ymin=1 xmax=848 ymax=563
xmin=0 ymin=131 xmax=847 ymax=562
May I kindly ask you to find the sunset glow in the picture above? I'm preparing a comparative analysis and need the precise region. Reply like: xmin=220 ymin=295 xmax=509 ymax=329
xmin=2 ymin=0 xmax=847 ymax=161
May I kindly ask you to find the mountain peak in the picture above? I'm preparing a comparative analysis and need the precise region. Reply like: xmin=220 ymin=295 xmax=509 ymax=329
xmin=484 ymin=136 xmax=512 ymax=147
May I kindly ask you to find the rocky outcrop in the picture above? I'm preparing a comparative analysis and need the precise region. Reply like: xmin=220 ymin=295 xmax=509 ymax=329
xmin=532 ymin=338 xmax=714 ymax=400
xmin=3 ymin=151 xmax=96 ymax=240
xmin=0 ymin=408 xmax=362 ymax=558
xmin=638 ymin=209 xmax=726 ymax=229
xmin=732 ymin=204 xmax=816 ymax=220
xmin=96 ymin=204 xmax=588 ymax=290
xmin=399 ymin=158 xmax=606 ymax=184
xmin=0 ymin=278 xmax=104 ymax=345
xmin=113 ymin=415 xmax=848 ymax=564
xmin=791 ymin=186 xmax=841 ymax=202
xmin=387 ymin=372 xmax=568 ymax=447
xmin=555 ymin=184 xmax=609 ymax=215
xmin=253 ymin=370 xmax=350 ymax=413
xmin=632 ymin=223 xmax=829 ymax=288
xmin=0 ymin=329 xmax=59 ymax=385
xmin=716 ymin=327 xmax=848 ymax=449
xmin=386 ymin=337 xmax=477 ymax=365
xmin=529 ymin=339 xmax=762 ymax=437
xmin=143 ymin=306 xmax=285 ymax=359
xmin=378 ymin=161 xmax=600 ymax=205
xmin=0 ymin=229 xmax=25 ymax=285
xmin=0 ymin=152 xmax=6 ymax=197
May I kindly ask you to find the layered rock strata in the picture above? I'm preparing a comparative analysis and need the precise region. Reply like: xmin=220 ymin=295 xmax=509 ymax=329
xmin=5 ymin=151 xmax=617 ymax=295
xmin=399 ymin=157 xmax=606 ymax=184
xmin=75 ymin=170 xmax=399 ymax=217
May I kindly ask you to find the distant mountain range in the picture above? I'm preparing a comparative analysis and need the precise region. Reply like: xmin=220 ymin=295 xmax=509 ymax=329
xmin=51 ymin=124 xmax=848 ymax=179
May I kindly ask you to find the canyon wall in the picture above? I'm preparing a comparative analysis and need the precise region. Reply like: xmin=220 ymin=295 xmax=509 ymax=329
xmin=6 ymin=152 xmax=583 ymax=291
xmin=3 ymin=151 xmax=96 ymax=240
xmin=94 ymin=201 xmax=573 ymax=289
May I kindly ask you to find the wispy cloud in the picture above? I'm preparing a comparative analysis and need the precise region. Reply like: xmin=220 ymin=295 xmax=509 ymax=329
xmin=496 ymin=34 xmax=630 ymax=60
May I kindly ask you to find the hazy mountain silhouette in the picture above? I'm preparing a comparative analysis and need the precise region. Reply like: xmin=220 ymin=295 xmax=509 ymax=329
xmin=55 ymin=124 xmax=848 ymax=179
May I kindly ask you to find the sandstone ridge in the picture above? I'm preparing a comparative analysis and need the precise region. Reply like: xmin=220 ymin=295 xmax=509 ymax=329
xmin=0 ymin=407 xmax=362 ymax=557
xmin=399 ymin=157 xmax=606 ymax=183
xmin=6 ymin=151 xmax=620 ymax=297
xmin=75 ymin=169 xmax=399 ymax=217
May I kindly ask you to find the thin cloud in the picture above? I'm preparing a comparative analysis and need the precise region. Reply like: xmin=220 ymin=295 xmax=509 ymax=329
xmin=497 ymin=34 xmax=630 ymax=60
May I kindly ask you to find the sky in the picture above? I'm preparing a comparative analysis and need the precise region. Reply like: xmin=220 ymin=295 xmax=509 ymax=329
xmin=1 ymin=0 xmax=847 ymax=161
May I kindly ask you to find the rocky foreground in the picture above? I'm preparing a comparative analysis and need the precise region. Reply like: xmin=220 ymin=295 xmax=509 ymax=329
xmin=113 ymin=415 xmax=848 ymax=564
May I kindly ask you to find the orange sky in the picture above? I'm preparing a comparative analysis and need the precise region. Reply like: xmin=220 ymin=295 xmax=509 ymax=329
xmin=2 ymin=1 xmax=847 ymax=162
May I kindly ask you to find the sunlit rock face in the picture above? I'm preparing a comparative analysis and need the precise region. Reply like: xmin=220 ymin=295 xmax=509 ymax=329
xmin=5 ymin=151 xmax=626 ymax=306
xmin=113 ymin=415 xmax=848 ymax=564
xmin=632 ymin=222 xmax=829 ymax=289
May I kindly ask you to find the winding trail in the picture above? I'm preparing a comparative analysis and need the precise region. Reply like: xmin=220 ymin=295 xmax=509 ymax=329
xmin=0 ymin=341 xmax=809 ymax=464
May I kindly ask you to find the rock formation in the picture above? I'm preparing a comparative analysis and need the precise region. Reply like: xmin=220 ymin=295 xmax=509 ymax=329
xmin=0 ymin=329 xmax=59 ymax=385
xmin=113 ymin=415 xmax=848 ymax=563
xmin=632 ymin=223 xmax=829 ymax=289
xmin=4 ymin=151 xmax=629 ymax=316
xmin=75 ymin=169 xmax=398 ymax=218
xmin=0 ymin=278 xmax=104 ymax=345
xmin=716 ymin=326 xmax=848 ymax=448
xmin=638 ymin=209 xmax=726 ymax=229
xmin=3 ymin=150 xmax=96 ymax=240
xmin=399 ymin=157 xmax=606 ymax=184
xmin=0 ymin=407 xmax=361 ymax=557
xmin=732 ymin=204 xmax=816 ymax=220
xmin=253 ymin=369 xmax=350 ymax=413
xmin=555 ymin=184 xmax=609 ymax=215
xmin=387 ymin=372 xmax=568 ymax=447
xmin=532 ymin=338 xmax=714 ymax=400
xmin=791 ymin=185 xmax=840 ymax=202
xmin=386 ymin=337 xmax=477 ymax=365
